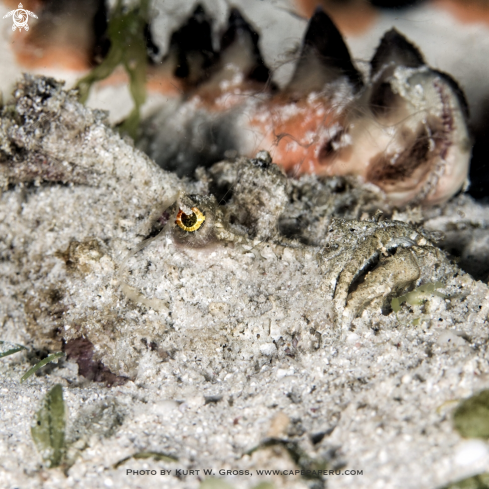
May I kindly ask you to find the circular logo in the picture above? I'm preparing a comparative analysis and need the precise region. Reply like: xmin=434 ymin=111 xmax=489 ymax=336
xmin=3 ymin=3 xmax=38 ymax=32
xmin=12 ymin=7 xmax=29 ymax=31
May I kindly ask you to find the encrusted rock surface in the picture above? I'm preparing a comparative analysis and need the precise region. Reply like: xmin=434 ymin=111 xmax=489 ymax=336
xmin=1 ymin=76 xmax=489 ymax=489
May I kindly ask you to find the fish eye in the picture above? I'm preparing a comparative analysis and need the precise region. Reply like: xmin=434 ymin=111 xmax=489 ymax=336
xmin=175 ymin=207 xmax=206 ymax=232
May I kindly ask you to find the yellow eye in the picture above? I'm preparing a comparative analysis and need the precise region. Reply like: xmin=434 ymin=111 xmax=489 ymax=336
xmin=175 ymin=207 xmax=206 ymax=232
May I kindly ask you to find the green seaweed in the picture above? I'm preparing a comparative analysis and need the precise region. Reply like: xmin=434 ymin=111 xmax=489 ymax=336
xmin=31 ymin=384 xmax=66 ymax=468
xmin=391 ymin=281 xmax=445 ymax=313
xmin=76 ymin=0 xmax=149 ymax=139
xmin=114 ymin=450 xmax=178 ymax=468
xmin=0 ymin=341 xmax=26 ymax=358
xmin=453 ymin=390 xmax=489 ymax=439
xmin=438 ymin=473 xmax=489 ymax=489
xmin=21 ymin=352 xmax=65 ymax=382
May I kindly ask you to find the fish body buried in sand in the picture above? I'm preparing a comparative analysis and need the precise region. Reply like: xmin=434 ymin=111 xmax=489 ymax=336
xmin=140 ymin=7 xmax=471 ymax=207
xmin=0 ymin=75 xmax=474 ymax=378
xmin=120 ymin=184 xmax=452 ymax=340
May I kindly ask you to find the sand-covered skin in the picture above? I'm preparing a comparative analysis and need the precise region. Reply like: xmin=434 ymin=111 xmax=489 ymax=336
xmin=1 ymin=76 xmax=489 ymax=489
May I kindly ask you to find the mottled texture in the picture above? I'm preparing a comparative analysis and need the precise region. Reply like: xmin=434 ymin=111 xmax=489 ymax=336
xmin=1 ymin=76 xmax=489 ymax=489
